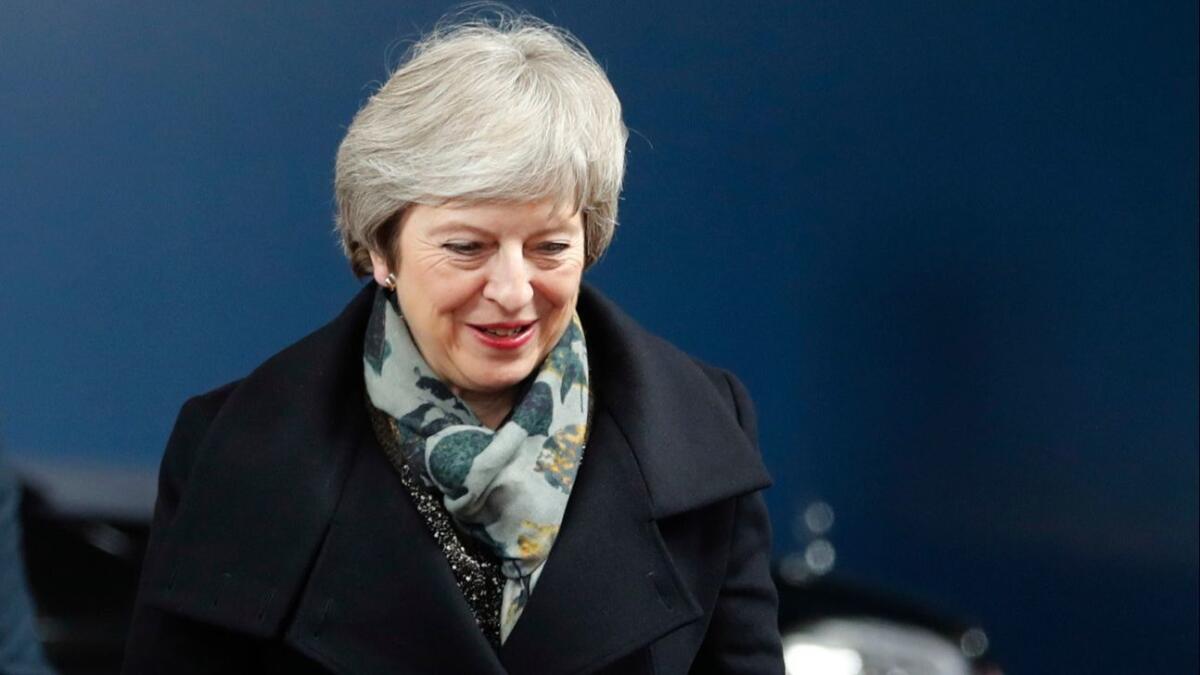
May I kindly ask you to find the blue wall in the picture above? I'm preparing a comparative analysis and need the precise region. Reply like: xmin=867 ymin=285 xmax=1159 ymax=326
xmin=2 ymin=1 xmax=1196 ymax=672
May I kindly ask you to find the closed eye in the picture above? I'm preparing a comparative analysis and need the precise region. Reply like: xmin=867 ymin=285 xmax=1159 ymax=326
xmin=442 ymin=241 xmax=485 ymax=256
xmin=535 ymin=241 xmax=571 ymax=254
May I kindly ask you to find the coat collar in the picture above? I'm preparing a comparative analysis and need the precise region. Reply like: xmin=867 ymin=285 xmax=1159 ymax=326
xmin=575 ymin=284 xmax=771 ymax=516
xmin=144 ymin=281 xmax=770 ymax=673
xmin=498 ymin=401 xmax=706 ymax=673
xmin=143 ymin=283 xmax=373 ymax=638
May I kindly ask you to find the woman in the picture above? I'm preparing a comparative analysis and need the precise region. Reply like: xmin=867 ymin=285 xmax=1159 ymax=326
xmin=124 ymin=12 xmax=783 ymax=675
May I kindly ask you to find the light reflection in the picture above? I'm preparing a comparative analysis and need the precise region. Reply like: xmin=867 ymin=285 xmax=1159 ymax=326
xmin=779 ymin=551 xmax=813 ymax=584
xmin=793 ymin=500 xmax=836 ymax=540
xmin=785 ymin=618 xmax=973 ymax=675
xmin=783 ymin=639 xmax=863 ymax=675
xmin=804 ymin=500 xmax=836 ymax=534
xmin=959 ymin=627 xmax=989 ymax=658
xmin=805 ymin=538 xmax=837 ymax=574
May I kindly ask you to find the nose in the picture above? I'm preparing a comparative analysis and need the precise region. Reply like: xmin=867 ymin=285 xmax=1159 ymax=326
xmin=482 ymin=244 xmax=534 ymax=312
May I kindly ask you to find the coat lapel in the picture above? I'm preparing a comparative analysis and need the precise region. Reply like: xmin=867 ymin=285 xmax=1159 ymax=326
xmin=575 ymin=285 xmax=773 ymax=519
xmin=498 ymin=403 xmax=703 ymax=674
xmin=499 ymin=287 xmax=773 ymax=674
xmin=283 ymin=420 xmax=506 ymax=675
xmin=145 ymin=283 xmax=505 ymax=673
xmin=141 ymin=285 xmax=377 ymax=637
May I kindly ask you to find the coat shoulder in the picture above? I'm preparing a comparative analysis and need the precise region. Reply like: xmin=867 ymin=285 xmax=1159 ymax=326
xmin=578 ymin=285 xmax=772 ymax=518
xmin=140 ymin=286 xmax=377 ymax=639
xmin=180 ymin=379 xmax=241 ymax=430
xmin=158 ymin=379 xmax=243 ymax=496
xmin=690 ymin=361 xmax=761 ymax=447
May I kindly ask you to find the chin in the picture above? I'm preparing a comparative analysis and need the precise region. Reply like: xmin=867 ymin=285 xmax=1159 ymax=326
xmin=464 ymin=361 xmax=538 ymax=394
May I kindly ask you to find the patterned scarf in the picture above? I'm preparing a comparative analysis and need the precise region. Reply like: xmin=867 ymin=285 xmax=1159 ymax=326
xmin=362 ymin=288 xmax=589 ymax=643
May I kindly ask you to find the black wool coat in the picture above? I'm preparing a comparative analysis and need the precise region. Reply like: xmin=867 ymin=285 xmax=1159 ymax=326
xmin=122 ymin=283 xmax=785 ymax=675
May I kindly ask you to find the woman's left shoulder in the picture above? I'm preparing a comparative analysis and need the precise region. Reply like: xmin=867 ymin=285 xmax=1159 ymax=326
xmin=578 ymin=284 xmax=761 ymax=444
xmin=689 ymin=360 xmax=760 ymax=441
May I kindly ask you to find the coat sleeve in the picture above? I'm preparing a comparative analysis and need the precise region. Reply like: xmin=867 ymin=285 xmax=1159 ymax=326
xmin=122 ymin=383 xmax=264 ymax=674
xmin=690 ymin=373 xmax=785 ymax=675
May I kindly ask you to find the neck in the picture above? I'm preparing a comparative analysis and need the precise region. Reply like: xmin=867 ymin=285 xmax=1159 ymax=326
xmin=457 ymin=387 xmax=516 ymax=430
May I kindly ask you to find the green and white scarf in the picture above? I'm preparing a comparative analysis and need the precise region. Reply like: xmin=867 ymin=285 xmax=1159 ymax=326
xmin=362 ymin=288 xmax=589 ymax=642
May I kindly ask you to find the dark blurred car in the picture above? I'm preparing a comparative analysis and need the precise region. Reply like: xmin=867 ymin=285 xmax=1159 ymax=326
xmin=16 ymin=460 xmax=154 ymax=675
xmin=16 ymin=465 xmax=1002 ymax=675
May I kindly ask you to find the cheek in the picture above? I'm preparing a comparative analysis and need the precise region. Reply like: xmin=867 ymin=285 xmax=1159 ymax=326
xmin=438 ymin=276 xmax=485 ymax=316
xmin=535 ymin=270 xmax=584 ymax=329
xmin=399 ymin=269 xmax=483 ymax=335
xmin=536 ymin=270 xmax=582 ymax=310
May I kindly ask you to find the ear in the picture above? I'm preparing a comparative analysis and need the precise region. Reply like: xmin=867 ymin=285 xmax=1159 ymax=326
xmin=368 ymin=250 xmax=392 ymax=287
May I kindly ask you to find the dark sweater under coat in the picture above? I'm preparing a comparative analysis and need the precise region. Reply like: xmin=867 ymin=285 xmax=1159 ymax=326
xmin=122 ymin=283 xmax=785 ymax=675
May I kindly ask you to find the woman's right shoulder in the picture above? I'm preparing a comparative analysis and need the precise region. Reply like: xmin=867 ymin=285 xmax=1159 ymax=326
xmin=160 ymin=379 xmax=243 ymax=484
xmin=174 ymin=379 xmax=243 ymax=439
xmin=182 ymin=379 xmax=243 ymax=417
xmin=158 ymin=284 xmax=376 ymax=496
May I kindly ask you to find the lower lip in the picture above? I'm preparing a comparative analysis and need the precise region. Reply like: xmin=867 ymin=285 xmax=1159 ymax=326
xmin=469 ymin=323 xmax=536 ymax=350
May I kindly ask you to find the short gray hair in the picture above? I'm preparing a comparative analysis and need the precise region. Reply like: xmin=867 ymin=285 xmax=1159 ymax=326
xmin=334 ymin=10 xmax=628 ymax=275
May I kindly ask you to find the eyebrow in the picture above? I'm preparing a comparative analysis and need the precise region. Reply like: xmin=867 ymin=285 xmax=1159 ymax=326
xmin=429 ymin=220 xmax=578 ymax=237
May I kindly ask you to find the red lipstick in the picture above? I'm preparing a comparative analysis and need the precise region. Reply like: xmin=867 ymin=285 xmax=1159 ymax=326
xmin=467 ymin=321 xmax=537 ymax=350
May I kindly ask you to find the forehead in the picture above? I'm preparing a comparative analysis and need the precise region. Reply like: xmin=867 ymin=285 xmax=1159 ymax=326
xmin=404 ymin=200 xmax=583 ymax=237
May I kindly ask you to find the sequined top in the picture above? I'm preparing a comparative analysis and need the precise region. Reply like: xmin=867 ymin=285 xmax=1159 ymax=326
xmin=367 ymin=404 xmax=506 ymax=647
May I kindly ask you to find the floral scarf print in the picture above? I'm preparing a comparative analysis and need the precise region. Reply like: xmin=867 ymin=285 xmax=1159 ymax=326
xmin=362 ymin=288 xmax=589 ymax=643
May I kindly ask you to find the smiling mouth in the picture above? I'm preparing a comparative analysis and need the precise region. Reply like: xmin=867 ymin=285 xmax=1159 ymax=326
xmin=465 ymin=319 xmax=537 ymax=341
xmin=478 ymin=325 xmax=531 ymax=337
xmin=469 ymin=322 xmax=536 ymax=338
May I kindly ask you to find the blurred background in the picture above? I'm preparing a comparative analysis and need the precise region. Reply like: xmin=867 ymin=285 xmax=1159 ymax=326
xmin=1 ymin=1 xmax=1196 ymax=673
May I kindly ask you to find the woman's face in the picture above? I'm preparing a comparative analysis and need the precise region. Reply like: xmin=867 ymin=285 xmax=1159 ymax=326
xmin=369 ymin=200 xmax=586 ymax=399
